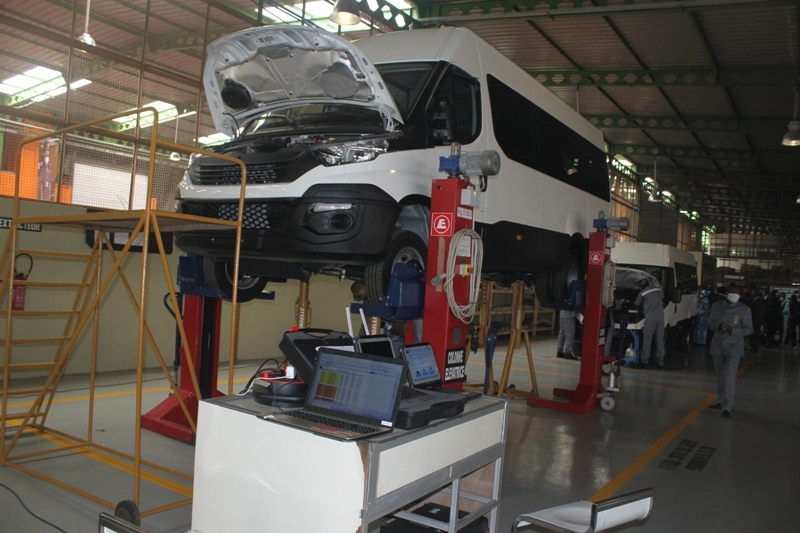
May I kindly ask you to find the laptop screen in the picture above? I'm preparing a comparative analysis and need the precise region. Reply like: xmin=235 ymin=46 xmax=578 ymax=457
xmin=355 ymin=335 xmax=397 ymax=358
xmin=306 ymin=348 xmax=406 ymax=425
xmin=98 ymin=513 xmax=147 ymax=533
xmin=402 ymin=343 xmax=442 ymax=388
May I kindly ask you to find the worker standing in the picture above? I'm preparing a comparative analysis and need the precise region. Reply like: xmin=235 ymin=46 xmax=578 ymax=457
xmin=707 ymin=283 xmax=753 ymax=419
xmin=635 ymin=279 xmax=665 ymax=369
xmin=556 ymin=308 xmax=579 ymax=361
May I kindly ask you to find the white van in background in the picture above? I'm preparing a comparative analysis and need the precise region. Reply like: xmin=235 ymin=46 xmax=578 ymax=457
xmin=611 ymin=242 xmax=699 ymax=349
xmin=173 ymin=26 xmax=611 ymax=302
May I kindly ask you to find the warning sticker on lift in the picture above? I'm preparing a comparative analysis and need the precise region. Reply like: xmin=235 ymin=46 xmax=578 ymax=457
xmin=444 ymin=348 xmax=467 ymax=382
xmin=431 ymin=213 xmax=453 ymax=237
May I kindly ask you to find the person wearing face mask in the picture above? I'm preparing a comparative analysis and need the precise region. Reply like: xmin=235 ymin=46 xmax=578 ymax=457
xmin=707 ymin=283 xmax=753 ymax=419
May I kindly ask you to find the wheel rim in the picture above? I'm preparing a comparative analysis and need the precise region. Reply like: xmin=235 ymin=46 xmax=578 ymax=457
xmin=393 ymin=245 xmax=426 ymax=268
xmin=223 ymin=264 xmax=261 ymax=290
xmin=566 ymin=260 xmax=579 ymax=286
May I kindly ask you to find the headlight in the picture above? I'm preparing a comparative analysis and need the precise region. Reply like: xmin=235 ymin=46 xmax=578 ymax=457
xmin=314 ymin=139 xmax=388 ymax=166
xmin=188 ymin=152 xmax=203 ymax=166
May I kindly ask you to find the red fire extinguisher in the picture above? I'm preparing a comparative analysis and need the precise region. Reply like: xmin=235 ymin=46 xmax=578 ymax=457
xmin=12 ymin=253 xmax=32 ymax=311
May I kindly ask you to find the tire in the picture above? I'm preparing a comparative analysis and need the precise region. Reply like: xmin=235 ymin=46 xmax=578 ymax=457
xmin=550 ymin=253 xmax=580 ymax=303
xmin=204 ymin=257 xmax=268 ymax=303
xmin=535 ymin=272 xmax=552 ymax=303
xmin=678 ymin=322 xmax=691 ymax=351
xmin=364 ymin=230 xmax=427 ymax=305
xmin=115 ymin=500 xmax=141 ymax=526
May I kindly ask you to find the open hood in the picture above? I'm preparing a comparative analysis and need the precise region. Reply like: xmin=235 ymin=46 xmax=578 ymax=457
xmin=203 ymin=26 xmax=402 ymax=137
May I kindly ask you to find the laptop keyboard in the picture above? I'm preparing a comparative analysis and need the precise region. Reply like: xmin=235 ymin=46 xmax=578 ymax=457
xmin=402 ymin=386 xmax=426 ymax=399
xmin=285 ymin=410 xmax=379 ymax=435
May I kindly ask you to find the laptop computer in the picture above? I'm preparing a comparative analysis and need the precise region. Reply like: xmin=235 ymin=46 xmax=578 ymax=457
xmin=98 ymin=513 xmax=148 ymax=533
xmin=261 ymin=347 xmax=407 ymax=441
xmin=354 ymin=334 xmax=398 ymax=359
xmin=401 ymin=343 xmax=481 ymax=400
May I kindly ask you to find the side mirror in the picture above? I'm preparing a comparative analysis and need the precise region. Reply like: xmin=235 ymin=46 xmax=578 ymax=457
xmin=431 ymin=100 xmax=456 ymax=143
xmin=673 ymin=288 xmax=682 ymax=304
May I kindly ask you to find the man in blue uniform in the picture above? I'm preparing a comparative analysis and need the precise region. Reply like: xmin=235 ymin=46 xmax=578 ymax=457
xmin=707 ymin=283 xmax=753 ymax=419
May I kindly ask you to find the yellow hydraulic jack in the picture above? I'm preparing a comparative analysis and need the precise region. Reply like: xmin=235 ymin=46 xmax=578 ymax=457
xmin=294 ymin=280 xmax=312 ymax=328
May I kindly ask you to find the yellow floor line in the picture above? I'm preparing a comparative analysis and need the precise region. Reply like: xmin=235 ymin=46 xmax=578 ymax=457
xmin=591 ymin=354 xmax=758 ymax=502
xmin=6 ymin=376 xmax=251 ymax=410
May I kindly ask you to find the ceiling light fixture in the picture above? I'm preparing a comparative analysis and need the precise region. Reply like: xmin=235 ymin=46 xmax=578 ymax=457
xmin=76 ymin=0 xmax=96 ymax=47
xmin=169 ymin=113 xmax=182 ymax=162
xmin=330 ymin=0 xmax=361 ymax=25
xmin=796 ymin=194 xmax=800 ymax=204
xmin=783 ymin=86 xmax=800 ymax=146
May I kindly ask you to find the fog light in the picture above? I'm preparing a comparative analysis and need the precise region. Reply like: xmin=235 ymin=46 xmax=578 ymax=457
xmin=330 ymin=213 xmax=354 ymax=231
xmin=310 ymin=202 xmax=353 ymax=213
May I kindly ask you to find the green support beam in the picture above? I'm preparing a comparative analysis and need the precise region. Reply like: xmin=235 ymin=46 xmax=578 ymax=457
xmin=353 ymin=0 xmax=417 ymax=31
xmin=587 ymin=114 xmax=785 ymax=133
xmin=528 ymin=68 xmax=800 ymax=87
xmin=636 ymin=166 xmax=799 ymax=182
xmin=415 ymin=0 xmax=792 ymax=25
xmin=612 ymin=143 xmax=796 ymax=163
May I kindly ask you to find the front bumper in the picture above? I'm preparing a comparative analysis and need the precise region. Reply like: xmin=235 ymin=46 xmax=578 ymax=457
xmin=174 ymin=184 xmax=402 ymax=268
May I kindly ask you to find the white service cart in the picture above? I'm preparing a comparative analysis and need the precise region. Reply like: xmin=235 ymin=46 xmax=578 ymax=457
xmin=192 ymin=394 xmax=507 ymax=533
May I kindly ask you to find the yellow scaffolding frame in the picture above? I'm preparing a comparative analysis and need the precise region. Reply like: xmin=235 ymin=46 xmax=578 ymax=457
xmin=0 ymin=108 xmax=249 ymax=517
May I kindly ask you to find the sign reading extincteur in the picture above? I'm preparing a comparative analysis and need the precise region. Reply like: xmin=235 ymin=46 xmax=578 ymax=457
xmin=0 ymin=217 xmax=42 ymax=232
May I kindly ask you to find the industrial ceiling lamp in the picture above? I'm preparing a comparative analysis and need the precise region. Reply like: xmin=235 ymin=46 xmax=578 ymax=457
xmin=330 ymin=0 xmax=361 ymax=25
xmin=76 ymin=0 xmax=96 ymax=47
xmin=782 ymin=86 xmax=800 ymax=146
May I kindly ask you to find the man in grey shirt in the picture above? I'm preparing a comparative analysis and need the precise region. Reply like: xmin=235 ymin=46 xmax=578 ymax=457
xmin=707 ymin=283 xmax=753 ymax=418
xmin=635 ymin=280 xmax=665 ymax=369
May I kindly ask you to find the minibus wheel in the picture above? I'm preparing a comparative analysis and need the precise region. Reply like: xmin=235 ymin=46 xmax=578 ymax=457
xmin=204 ymin=257 xmax=269 ymax=303
xmin=364 ymin=231 xmax=427 ymax=305
xmin=550 ymin=254 xmax=579 ymax=303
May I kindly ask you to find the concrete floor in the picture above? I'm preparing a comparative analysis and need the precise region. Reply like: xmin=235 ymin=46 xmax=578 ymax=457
xmin=2 ymin=335 xmax=799 ymax=532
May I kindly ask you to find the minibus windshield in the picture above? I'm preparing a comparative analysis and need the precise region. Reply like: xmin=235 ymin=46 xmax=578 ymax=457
xmin=242 ymin=104 xmax=384 ymax=136
xmin=375 ymin=62 xmax=436 ymax=119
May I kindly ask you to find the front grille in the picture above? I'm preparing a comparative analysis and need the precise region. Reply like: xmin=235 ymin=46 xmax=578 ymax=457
xmin=181 ymin=201 xmax=295 ymax=230
xmin=190 ymin=153 xmax=319 ymax=186
xmin=194 ymin=162 xmax=280 ymax=185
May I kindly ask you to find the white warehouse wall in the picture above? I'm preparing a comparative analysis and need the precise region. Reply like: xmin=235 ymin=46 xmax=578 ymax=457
xmin=0 ymin=198 xmax=355 ymax=376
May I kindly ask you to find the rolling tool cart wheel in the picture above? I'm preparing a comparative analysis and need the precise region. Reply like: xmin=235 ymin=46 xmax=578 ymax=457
xmin=600 ymin=395 xmax=617 ymax=412
xmin=114 ymin=500 xmax=141 ymax=526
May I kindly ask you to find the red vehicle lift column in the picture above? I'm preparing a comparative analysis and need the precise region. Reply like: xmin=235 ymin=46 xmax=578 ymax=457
xmin=421 ymin=149 xmax=500 ymax=388
xmin=141 ymin=294 xmax=225 ymax=443
xmin=528 ymin=221 xmax=620 ymax=414
xmin=141 ymin=255 xmax=275 ymax=443
xmin=421 ymin=177 xmax=474 ymax=389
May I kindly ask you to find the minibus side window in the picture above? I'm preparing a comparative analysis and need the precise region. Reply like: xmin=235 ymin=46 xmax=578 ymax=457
xmin=487 ymin=74 xmax=610 ymax=202
xmin=427 ymin=66 xmax=481 ymax=146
